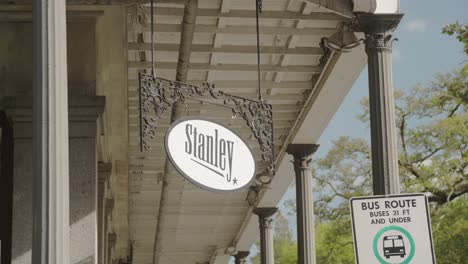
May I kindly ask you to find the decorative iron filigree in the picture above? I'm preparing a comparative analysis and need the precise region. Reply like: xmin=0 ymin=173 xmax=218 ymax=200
xmin=139 ymin=73 xmax=276 ymax=173
xmin=319 ymin=38 xmax=333 ymax=67
xmin=256 ymin=0 xmax=263 ymax=12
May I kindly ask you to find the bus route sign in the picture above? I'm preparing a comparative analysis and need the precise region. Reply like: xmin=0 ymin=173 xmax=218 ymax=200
xmin=350 ymin=194 xmax=436 ymax=264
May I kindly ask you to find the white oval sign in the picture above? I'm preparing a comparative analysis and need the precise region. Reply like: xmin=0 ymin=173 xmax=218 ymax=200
xmin=165 ymin=118 xmax=256 ymax=192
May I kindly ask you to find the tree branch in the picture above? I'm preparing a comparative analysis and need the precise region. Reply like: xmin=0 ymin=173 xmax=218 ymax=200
xmin=448 ymin=103 xmax=461 ymax=118
xmin=413 ymin=146 xmax=443 ymax=164
xmin=399 ymin=114 xmax=410 ymax=163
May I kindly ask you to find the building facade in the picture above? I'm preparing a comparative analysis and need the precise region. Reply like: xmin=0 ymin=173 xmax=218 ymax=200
xmin=0 ymin=0 xmax=401 ymax=263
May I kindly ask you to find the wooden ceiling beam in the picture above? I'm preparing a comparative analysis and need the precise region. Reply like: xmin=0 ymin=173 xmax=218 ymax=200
xmin=128 ymin=79 xmax=313 ymax=89
xmin=138 ymin=24 xmax=338 ymax=36
xmin=305 ymin=0 xmax=354 ymax=18
xmin=145 ymin=7 xmax=347 ymax=21
xmin=128 ymin=62 xmax=322 ymax=73
xmin=273 ymin=1 xmax=314 ymax=84
xmin=128 ymin=43 xmax=323 ymax=55
xmin=207 ymin=0 xmax=230 ymax=81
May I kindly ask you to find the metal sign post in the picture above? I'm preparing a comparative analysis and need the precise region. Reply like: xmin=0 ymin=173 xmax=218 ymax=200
xmin=350 ymin=194 xmax=436 ymax=264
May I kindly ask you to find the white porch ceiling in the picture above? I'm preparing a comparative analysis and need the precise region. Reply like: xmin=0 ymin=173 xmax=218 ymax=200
xmin=126 ymin=1 xmax=351 ymax=263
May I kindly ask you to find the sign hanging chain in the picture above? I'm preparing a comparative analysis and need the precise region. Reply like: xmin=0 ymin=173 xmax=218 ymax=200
xmin=256 ymin=0 xmax=263 ymax=101
xmin=150 ymin=0 xmax=155 ymax=77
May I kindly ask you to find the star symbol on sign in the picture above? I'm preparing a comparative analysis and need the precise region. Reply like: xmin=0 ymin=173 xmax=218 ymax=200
xmin=233 ymin=178 xmax=238 ymax=185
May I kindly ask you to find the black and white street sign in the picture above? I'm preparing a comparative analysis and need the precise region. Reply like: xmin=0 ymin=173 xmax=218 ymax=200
xmin=350 ymin=194 xmax=436 ymax=264
xmin=165 ymin=118 xmax=256 ymax=192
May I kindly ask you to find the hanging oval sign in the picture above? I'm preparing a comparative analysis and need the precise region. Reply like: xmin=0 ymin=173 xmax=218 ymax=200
xmin=165 ymin=118 xmax=256 ymax=192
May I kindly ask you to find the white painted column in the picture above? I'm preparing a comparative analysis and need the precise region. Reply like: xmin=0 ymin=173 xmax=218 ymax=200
xmin=32 ymin=0 xmax=70 ymax=263
xmin=47 ymin=1 xmax=70 ymax=263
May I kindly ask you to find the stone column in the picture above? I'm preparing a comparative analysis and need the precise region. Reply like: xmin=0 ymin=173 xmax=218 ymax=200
xmin=98 ymin=163 xmax=112 ymax=264
xmin=357 ymin=14 xmax=403 ymax=195
xmin=286 ymin=144 xmax=319 ymax=264
xmin=253 ymin=207 xmax=278 ymax=264
xmin=233 ymin=251 xmax=250 ymax=264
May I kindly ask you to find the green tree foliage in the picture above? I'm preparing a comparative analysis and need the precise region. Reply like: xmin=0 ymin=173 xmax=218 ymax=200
xmin=315 ymin=218 xmax=355 ymax=264
xmin=442 ymin=22 xmax=468 ymax=73
xmin=312 ymin=138 xmax=371 ymax=264
xmin=313 ymin=137 xmax=372 ymax=221
xmin=442 ymin=22 xmax=468 ymax=56
xmin=394 ymin=69 xmax=467 ymax=204
xmin=431 ymin=198 xmax=468 ymax=264
xmin=250 ymin=211 xmax=298 ymax=264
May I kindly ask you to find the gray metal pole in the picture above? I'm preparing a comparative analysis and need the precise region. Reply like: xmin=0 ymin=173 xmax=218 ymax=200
xmin=357 ymin=14 xmax=403 ymax=195
xmin=233 ymin=251 xmax=250 ymax=264
xmin=253 ymin=207 xmax=278 ymax=264
xmin=32 ymin=0 xmax=48 ymax=263
xmin=286 ymin=144 xmax=319 ymax=264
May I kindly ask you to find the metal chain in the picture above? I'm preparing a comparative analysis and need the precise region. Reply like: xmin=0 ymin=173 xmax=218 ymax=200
xmin=151 ymin=0 xmax=155 ymax=77
xmin=256 ymin=0 xmax=263 ymax=101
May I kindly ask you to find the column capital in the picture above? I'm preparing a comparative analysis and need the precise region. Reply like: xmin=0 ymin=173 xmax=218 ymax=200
xmin=253 ymin=207 xmax=277 ymax=229
xmin=286 ymin=144 xmax=319 ymax=159
xmin=356 ymin=14 xmax=404 ymax=51
xmin=253 ymin=207 xmax=278 ymax=219
xmin=234 ymin=251 xmax=250 ymax=264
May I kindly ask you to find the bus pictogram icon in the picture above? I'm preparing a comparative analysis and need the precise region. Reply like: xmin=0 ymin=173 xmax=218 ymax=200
xmin=383 ymin=235 xmax=406 ymax=259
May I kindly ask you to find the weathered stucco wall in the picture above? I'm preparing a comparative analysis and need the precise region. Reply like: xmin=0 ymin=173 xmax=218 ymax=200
xmin=90 ymin=5 xmax=130 ymax=260
xmin=0 ymin=23 xmax=33 ymax=98
xmin=0 ymin=20 xmax=96 ymax=97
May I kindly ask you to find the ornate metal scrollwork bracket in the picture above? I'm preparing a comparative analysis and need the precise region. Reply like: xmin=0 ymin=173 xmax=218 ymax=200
xmin=139 ymin=73 xmax=276 ymax=173
xmin=256 ymin=0 xmax=263 ymax=12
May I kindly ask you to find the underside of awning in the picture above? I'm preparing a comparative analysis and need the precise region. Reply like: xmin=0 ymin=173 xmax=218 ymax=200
xmin=124 ymin=1 xmax=363 ymax=263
